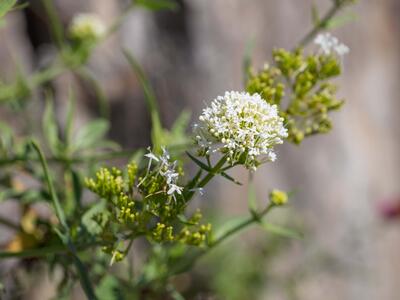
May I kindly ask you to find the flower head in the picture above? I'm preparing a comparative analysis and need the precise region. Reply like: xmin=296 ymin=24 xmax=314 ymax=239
xmin=194 ymin=91 xmax=288 ymax=170
xmin=314 ymin=33 xmax=349 ymax=57
xmin=69 ymin=13 xmax=106 ymax=41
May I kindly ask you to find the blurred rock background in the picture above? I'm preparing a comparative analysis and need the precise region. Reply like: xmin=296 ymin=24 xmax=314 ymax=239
xmin=1 ymin=0 xmax=400 ymax=299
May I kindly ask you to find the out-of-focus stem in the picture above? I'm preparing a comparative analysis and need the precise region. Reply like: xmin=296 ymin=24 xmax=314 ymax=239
xmin=296 ymin=1 xmax=350 ymax=49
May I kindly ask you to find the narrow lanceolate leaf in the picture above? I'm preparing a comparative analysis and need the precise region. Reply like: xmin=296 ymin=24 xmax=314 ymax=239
xmin=169 ymin=110 xmax=191 ymax=148
xmin=135 ymin=0 xmax=178 ymax=11
xmin=213 ymin=215 xmax=251 ymax=241
xmin=123 ymin=48 xmax=164 ymax=151
xmin=186 ymin=151 xmax=212 ymax=172
xmin=220 ymin=171 xmax=242 ymax=186
xmin=72 ymin=119 xmax=109 ymax=152
xmin=326 ymin=12 xmax=357 ymax=29
xmin=82 ymin=199 xmax=109 ymax=235
xmin=0 ymin=0 xmax=16 ymax=19
xmin=260 ymin=222 xmax=303 ymax=239
xmin=65 ymin=88 xmax=76 ymax=150
xmin=42 ymin=95 xmax=61 ymax=156
xmin=185 ymin=169 xmax=203 ymax=192
xmin=177 ymin=214 xmax=197 ymax=226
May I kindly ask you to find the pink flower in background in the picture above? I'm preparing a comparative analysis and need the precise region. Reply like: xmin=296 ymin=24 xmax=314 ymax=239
xmin=378 ymin=197 xmax=400 ymax=220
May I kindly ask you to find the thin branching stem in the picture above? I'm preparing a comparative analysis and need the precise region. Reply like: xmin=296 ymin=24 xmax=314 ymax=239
xmin=30 ymin=140 xmax=98 ymax=300
xmin=296 ymin=0 xmax=350 ymax=49
xmin=0 ymin=150 xmax=136 ymax=167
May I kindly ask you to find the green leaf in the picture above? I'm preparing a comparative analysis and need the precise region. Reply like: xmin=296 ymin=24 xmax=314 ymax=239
xmin=185 ymin=169 xmax=203 ymax=191
xmin=213 ymin=215 xmax=250 ymax=241
xmin=95 ymin=275 xmax=121 ymax=300
xmin=65 ymin=88 xmax=75 ymax=150
xmin=0 ymin=121 xmax=14 ymax=152
xmin=0 ymin=0 xmax=16 ymax=19
xmin=186 ymin=151 xmax=211 ymax=172
xmin=123 ymin=49 xmax=164 ymax=151
xmin=135 ymin=0 xmax=178 ymax=11
xmin=89 ymin=140 xmax=121 ymax=152
xmin=130 ymin=148 xmax=145 ymax=165
xmin=71 ymin=169 xmax=82 ymax=207
xmin=82 ymin=199 xmax=109 ymax=236
xmin=260 ymin=222 xmax=303 ymax=239
xmin=41 ymin=0 xmax=64 ymax=47
xmin=177 ymin=214 xmax=197 ymax=226
xmin=325 ymin=12 xmax=357 ymax=29
xmin=42 ymin=95 xmax=61 ymax=155
xmin=72 ymin=119 xmax=109 ymax=152
xmin=171 ymin=110 xmax=190 ymax=135
xmin=77 ymin=67 xmax=109 ymax=119
xmin=221 ymin=171 xmax=242 ymax=186
xmin=168 ymin=110 xmax=191 ymax=148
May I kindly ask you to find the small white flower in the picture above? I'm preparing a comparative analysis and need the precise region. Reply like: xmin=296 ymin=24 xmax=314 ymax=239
xmin=144 ymin=148 xmax=160 ymax=162
xmin=143 ymin=147 xmax=159 ymax=176
xmin=160 ymin=147 xmax=171 ymax=167
xmin=167 ymin=184 xmax=183 ymax=195
xmin=142 ymin=146 xmax=183 ymax=197
xmin=69 ymin=13 xmax=106 ymax=41
xmin=190 ymin=187 xmax=205 ymax=196
xmin=194 ymin=91 xmax=288 ymax=170
xmin=314 ymin=33 xmax=349 ymax=57
xmin=161 ymin=169 xmax=179 ymax=185
xmin=334 ymin=43 xmax=350 ymax=56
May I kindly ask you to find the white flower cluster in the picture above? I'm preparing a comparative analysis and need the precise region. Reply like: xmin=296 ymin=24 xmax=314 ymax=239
xmin=194 ymin=91 xmax=288 ymax=170
xmin=144 ymin=147 xmax=183 ymax=197
xmin=69 ymin=13 xmax=106 ymax=41
xmin=314 ymin=33 xmax=349 ymax=56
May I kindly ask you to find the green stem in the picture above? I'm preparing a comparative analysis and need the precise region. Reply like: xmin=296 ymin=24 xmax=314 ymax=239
xmin=0 ymin=150 xmax=136 ymax=167
xmin=296 ymin=1 xmax=348 ymax=49
xmin=30 ymin=141 xmax=68 ymax=229
xmin=41 ymin=0 xmax=65 ymax=48
xmin=169 ymin=203 xmax=274 ymax=277
xmin=184 ymin=155 xmax=228 ymax=200
xmin=210 ymin=203 xmax=273 ymax=249
xmin=196 ymin=156 xmax=228 ymax=188
xmin=30 ymin=141 xmax=97 ymax=300
xmin=0 ymin=2 xmax=136 ymax=105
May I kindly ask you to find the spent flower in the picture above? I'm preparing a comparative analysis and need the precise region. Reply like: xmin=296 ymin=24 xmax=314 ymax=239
xmin=194 ymin=91 xmax=288 ymax=170
xmin=69 ymin=13 xmax=106 ymax=41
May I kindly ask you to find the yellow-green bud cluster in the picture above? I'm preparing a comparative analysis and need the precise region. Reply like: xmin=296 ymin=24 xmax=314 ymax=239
xmin=85 ymin=156 xmax=213 ymax=263
xmin=117 ymin=193 xmax=137 ymax=224
xmin=270 ymin=189 xmax=288 ymax=206
xmin=152 ymin=223 xmax=174 ymax=242
xmin=246 ymin=48 xmax=344 ymax=144
xmin=85 ymin=167 xmax=124 ymax=200
xmin=178 ymin=223 xmax=212 ymax=246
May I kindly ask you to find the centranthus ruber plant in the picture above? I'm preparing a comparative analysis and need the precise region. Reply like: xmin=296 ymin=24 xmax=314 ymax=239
xmin=0 ymin=0 xmax=356 ymax=299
